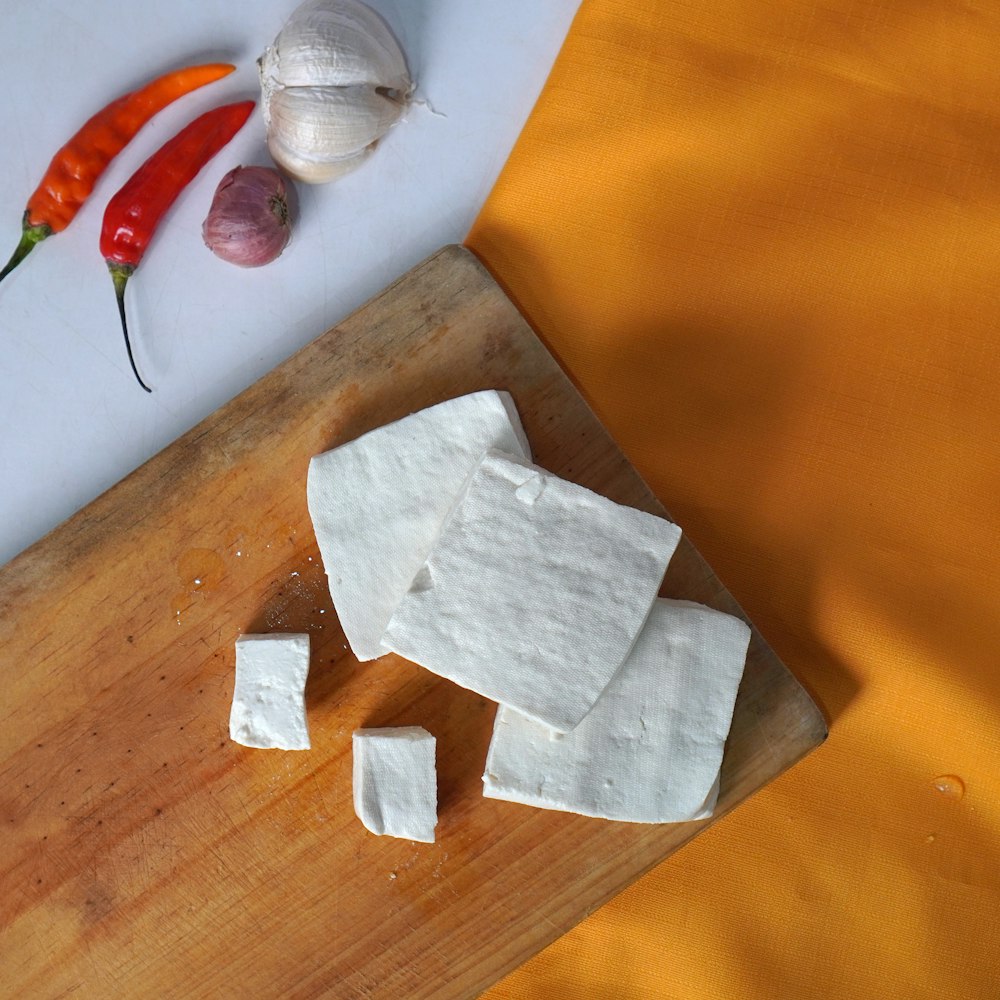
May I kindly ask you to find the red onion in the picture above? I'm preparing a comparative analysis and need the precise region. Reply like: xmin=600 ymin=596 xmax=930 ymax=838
xmin=202 ymin=166 xmax=291 ymax=267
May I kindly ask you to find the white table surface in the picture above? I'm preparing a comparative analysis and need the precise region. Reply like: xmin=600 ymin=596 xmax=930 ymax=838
xmin=0 ymin=0 xmax=579 ymax=566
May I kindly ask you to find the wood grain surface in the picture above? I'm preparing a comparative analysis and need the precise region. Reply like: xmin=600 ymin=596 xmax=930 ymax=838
xmin=0 ymin=245 xmax=827 ymax=999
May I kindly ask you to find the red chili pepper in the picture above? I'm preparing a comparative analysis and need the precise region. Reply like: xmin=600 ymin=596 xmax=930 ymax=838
xmin=101 ymin=100 xmax=255 ymax=392
xmin=0 ymin=64 xmax=235 ymax=285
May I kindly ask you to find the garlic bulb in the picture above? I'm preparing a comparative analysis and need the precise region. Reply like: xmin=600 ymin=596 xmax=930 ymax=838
xmin=259 ymin=0 xmax=412 ymax=183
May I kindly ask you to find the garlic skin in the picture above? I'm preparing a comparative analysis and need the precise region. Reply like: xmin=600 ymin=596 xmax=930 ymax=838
xmin=202 ymin=166 xmax=291 ymax=268
xmin=259 ymin=0 xmax=412 ymax=184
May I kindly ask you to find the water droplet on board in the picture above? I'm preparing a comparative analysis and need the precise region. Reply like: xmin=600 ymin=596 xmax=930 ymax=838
xmin=177 ymin=548 xmax=225 ymax=592
xmin=931 ymin=775 xmax=965 ymax=799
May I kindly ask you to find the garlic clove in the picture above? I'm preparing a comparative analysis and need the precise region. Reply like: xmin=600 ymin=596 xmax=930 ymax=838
xmin=267 ymin=132 xmax=372 ymax=185
xmin=266 ymin=84 xmax=404 ymax=181
xmin=259 ymin=0 xmax=411 ymax=95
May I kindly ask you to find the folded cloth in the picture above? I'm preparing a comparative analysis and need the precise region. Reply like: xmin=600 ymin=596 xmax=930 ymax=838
xmin=470 ymin=1 xmax=1000 ymax=996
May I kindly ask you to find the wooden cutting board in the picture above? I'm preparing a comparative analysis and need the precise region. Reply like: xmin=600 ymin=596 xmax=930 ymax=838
xmin=0 ymin=245 xmax=826 ymax=999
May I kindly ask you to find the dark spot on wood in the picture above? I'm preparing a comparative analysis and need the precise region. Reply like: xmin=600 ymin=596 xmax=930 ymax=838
xmin=160 ymin=675 xmax=166 ymax=681
xmin=80 ymin=882 xmax=114 ymax=925
xmin=126 ymin=635 xmax=134 ymax=643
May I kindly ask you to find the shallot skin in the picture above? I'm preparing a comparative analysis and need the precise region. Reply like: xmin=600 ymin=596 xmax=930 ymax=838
xmin=202 ymin=165 xmax=291 ymax=267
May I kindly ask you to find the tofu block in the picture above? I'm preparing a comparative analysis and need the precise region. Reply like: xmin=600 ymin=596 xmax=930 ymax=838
xmin=382 ymin=450 xmax=683 ymax=733
xmin=352 ymin=727 xmax=437 ymax=842
xmin=307 ymin=390 xmax=530 ymax=661
xmin=482 ymin=599 xmax=751 ymax=823
xmin=230 ymin=633 xmax=311 ymax=750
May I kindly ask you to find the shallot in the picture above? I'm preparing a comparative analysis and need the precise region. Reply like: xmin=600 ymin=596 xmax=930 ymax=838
xmin=202 ymin=166 xmax=291 ymax=267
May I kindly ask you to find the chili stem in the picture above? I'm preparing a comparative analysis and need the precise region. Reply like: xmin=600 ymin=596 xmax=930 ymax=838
xmin=0 ymin=217 xmax=52 ymax=286
xmin=109 ymin=264 xmax=152 ymax=393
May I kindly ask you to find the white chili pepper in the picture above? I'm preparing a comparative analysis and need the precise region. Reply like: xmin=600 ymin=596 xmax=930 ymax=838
xmin=202 ymin=166 xmax=292 ymax=267
xmin=258 ymin=0 xmax=413 ymax=184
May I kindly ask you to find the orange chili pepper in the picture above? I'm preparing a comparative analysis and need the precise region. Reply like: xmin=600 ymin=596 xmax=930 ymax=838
xmin=101 ymin=100 xmax=255 ymax=392
xmin=0 ymin=63 xmax=235 ymax=285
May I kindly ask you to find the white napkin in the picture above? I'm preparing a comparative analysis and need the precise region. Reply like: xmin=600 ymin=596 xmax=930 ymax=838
xmin=306 ymin=391 xmax=530 ymax=660
xmin=382 ymin=450 xmax=682 ymax=733
xmin=353 ymin=727 xmax=437 ymax=842
xmin=482 ymin=599 xmax=750 ymax=823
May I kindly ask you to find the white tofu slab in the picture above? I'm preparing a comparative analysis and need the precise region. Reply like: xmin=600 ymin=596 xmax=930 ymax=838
xmin=382 ymin=450 xmax=683 ymax=733
xmin=230 ymin=633 xmax=311 ymax=750
xmin=352 ymin=727 xmax=438 ymax=843
xmin=307 ymin=391 xmax=530 ymax=661
xmin=481 ymin=599 xmax=751 ymax=823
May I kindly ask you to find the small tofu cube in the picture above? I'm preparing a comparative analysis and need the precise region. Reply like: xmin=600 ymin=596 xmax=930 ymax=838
xmin=307 ymin=390 xmax=530 ymax=662
xmin=230 ymin=633 xmax=311 ymax=750
xmin=353 ymin=727 xmax=438 ymax=843
xmin=482 ymin=599 xmax=751 ymax=823
xmin=382 ymin=450 xmax=683 ymax=733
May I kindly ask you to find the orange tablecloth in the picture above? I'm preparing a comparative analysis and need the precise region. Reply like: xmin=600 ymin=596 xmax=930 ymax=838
xmin=467 ymin=1 xmax=1000 ymax=997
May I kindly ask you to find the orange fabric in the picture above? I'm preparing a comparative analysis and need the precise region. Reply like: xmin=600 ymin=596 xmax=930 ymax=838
xmin=467 ymin=1 xmax=1000 ymax=997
